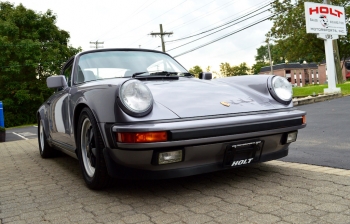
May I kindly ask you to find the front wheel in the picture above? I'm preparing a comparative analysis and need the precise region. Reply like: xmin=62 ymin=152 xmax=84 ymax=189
xmin=77 ymin=108 xmax=111 ymax=190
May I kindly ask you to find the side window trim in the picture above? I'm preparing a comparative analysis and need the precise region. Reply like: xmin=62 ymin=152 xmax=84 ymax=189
xmin=62 ymin=59 xmax=74 ymax=87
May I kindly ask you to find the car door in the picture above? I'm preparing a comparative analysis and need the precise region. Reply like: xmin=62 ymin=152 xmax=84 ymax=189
xmin=48 ymin=60 xmax=75 ymax=149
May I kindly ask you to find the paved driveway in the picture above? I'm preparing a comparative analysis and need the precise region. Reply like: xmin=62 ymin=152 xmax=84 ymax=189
xmin=0 ymin=139 xmax=349 ymax=224
xmin=5 ymin=126 xmax=37 ymax=142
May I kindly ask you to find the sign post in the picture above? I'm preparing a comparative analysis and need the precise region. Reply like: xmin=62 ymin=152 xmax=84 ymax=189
xmin=304 ymin=2 xmax=347 ymax=94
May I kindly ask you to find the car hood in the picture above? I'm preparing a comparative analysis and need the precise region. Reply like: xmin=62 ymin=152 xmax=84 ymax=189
xmin=145 ymin=78 xmax=284 ymax=118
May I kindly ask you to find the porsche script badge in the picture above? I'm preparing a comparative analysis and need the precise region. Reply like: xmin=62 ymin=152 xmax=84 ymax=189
xmin=220 ymin=101 xmax=230 ymax=107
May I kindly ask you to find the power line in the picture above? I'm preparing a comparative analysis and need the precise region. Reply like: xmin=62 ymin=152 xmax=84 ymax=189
xmin=149 ymin=24 xmax=173 ymax=52
xmin=107 ymin=0 xmax=187 ymax=43
xmin=209 ymin=42 xmax=265 ymax=58
xmin=165 ymin=4 xmax=271 ymax=43
xmin=90 ymin=40 xmax=104 ymax=49
xmin=96 ymin=0 xmax=159 ymax=41
xmin=168 ymin=0 xmax=239 ymax=31
xmin=167 ymin=9 xmax=271 ymax=52
xmin=137 ymin=0 xmax=239 ymax=48
xmin=164 ymin=0 xmax=272 ymax=47
xmin=164 ymin=0 xmax=218 ymax=26
xmin=173 ymin=15 xmax=272 ymax=58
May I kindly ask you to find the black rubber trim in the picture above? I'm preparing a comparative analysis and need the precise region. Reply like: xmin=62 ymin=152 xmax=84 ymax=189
xmin=169 ymin=118 xmax=303 ymax=141
xmin=133 ymin=76 xmax=179 ymax=81
xmin=102 ymin=147 xmax=289 ymax=180
xmin=104 ymin=123 xmax=118 ymax=149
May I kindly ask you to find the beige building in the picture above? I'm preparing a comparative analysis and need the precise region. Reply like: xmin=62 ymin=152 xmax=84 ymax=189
xmin=259 ymin=60 xmax=349 ymax=86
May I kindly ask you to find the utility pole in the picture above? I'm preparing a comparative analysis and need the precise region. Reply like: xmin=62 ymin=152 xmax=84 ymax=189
xmin=150 ymin=24 xmax=173 ymax=52
xmin=90 ymin=40 xmax=104 ymax=49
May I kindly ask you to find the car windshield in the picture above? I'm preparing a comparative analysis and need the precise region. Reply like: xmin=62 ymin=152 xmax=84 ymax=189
xmin=76 ymin=50 xmax=188 ymax=82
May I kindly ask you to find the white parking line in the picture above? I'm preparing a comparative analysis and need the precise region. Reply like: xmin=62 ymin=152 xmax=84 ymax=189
xmin=12 ymin=132 xmax=29 ymax=140
xmin=33 ymin=125 xmax=38 ymax=127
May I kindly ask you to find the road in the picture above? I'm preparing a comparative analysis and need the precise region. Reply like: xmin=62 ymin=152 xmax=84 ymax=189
xmin=281 ymin=95 xmax=350 ymax=170
xmin=5 ymin=126 xmax=38 ymax=142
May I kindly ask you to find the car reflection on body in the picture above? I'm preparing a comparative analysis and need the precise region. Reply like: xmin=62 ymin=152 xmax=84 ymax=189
xmin=37 ymin=48 xmax=306 ymax=189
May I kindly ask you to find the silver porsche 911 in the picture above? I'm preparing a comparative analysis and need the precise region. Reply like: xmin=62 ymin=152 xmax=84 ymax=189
xmin=37 ymin=48 xmax=306 ymax=189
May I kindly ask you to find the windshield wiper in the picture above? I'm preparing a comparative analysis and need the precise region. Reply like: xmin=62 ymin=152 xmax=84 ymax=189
xmin=149 ymin=71 xmax=178 ymax=76
xmin=131 ymin=71 xmax=180 ymax=80
xmin=132 ymin=71 xmax=180 ymax=78
xmin=181 ymin=72 xmax=194 ymax=77
xmin=132 ymin=72 xmax=148 ymax=78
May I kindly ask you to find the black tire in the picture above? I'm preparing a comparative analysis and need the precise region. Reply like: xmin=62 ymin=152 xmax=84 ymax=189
xmin=38 ymin=118 xmax=56 ymax=158
xmin=77 ymin=108 xmax=111 ymax=190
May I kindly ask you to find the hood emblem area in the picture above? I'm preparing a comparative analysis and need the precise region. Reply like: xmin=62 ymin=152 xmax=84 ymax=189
xmin=220 ymin=101 xmax=230 ymax=107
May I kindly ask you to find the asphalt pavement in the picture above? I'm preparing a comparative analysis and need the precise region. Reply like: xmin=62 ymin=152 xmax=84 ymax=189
xmin=5 ymin=126 xmax=37 ymax=142
xmin=280 ymin=95 xmax=350 ymax=170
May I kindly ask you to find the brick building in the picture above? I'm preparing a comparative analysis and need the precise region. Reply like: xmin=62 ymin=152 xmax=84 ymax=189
xmin=259 ymin=60 xmax=349 ymax=86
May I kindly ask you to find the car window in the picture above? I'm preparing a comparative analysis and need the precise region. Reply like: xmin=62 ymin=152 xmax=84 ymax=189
xmin=77 ymin=51 xmax=188 ymax=82
xmin=63 ymin=63 xmax=73 ymax=87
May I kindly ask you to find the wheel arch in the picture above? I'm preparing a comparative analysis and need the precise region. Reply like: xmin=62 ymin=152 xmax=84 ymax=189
xmin=73 ymin=103 xmax=106 ymax=150
xmin=37 ymin=109 xmax=50 ymax=142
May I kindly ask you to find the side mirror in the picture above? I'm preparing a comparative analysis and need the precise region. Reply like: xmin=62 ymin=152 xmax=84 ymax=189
xmin=47 ymin=75 xmax=68 ymax=89
xmin=199 ymin=72 xmax=212 ymax=80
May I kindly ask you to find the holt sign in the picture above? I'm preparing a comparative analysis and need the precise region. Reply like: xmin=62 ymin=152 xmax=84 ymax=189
xmin=305 ymin=2 xmax=347 ymax=35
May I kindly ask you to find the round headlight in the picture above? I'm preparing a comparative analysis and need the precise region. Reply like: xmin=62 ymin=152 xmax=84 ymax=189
xmin=268 ymin=76 xmax=292 ymax=104
xmin=119 ymin=79 xmax=153 ymax=116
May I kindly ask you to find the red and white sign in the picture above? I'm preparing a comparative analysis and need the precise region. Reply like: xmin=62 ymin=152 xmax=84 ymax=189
xmin=305 ymin=2 xmax=347 ymax=35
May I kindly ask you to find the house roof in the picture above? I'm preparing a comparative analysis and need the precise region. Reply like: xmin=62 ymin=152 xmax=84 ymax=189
xmin=260 ymin=63 xmax=318 ymax=73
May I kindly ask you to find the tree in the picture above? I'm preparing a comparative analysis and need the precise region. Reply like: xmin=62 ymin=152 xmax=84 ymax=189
xmin=251 ymin=61 xmax=270 ymax=74
xmin=188 ymin=65 xmax=203 ymax=77
xmin=234 ymin=62 xmax=250 ymax=75
xmin=255 ymin=44 xmax=286 ymax=64
xmin=0 ymin=2 xmax=81 ymax=127
xmin=219 ymin=62 xmax=251 ymax=76
xmin=219 ymin=62 xmax=234 ymax=77
xmin=252 ymin=43 xmax=286 ymax=74
xmin=269 ymin=0 xmax=350 ymax=83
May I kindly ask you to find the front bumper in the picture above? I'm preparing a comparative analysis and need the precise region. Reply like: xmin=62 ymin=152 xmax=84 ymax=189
xmin=102 ymin=109 xmax=306 ymax=179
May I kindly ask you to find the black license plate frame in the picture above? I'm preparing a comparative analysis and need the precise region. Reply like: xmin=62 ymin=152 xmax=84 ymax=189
xmin=223 ymin=139 xmax=264 ymax=167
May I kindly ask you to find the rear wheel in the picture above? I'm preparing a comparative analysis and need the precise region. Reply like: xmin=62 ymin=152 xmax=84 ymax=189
xmin=77 ymin=108 xmax=111 ymax=190
xmin=38 ymin=118 xmax=56 ymax=158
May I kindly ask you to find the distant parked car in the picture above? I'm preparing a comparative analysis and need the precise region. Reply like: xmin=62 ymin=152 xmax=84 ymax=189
xmin=37 ymin=48 xmax=306 ymax=189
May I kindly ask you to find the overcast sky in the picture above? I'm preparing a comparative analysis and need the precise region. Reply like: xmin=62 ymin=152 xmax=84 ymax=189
xmin=9 ymin=0 xmax=273 ymax=72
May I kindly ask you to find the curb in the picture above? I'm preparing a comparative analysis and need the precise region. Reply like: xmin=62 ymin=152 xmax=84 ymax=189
xmin=293 ymin=93 xmax=343 ymax=106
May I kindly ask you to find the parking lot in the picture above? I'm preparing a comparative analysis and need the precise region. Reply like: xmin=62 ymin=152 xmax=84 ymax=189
xmin=0 ymin=139 xmax=349 ymax=224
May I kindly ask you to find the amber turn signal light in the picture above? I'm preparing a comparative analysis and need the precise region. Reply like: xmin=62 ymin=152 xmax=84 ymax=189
xmin=302 ymin=115 xmax=306 ymax=124
xmin=117 ymin=131 xmax=167 ymax=143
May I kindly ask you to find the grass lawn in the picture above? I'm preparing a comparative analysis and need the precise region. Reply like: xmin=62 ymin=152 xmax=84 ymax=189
xmin=6 ymin=124 xmax=37 ymax=130
xmin=293 ymin=81 xmax=350 ymax=97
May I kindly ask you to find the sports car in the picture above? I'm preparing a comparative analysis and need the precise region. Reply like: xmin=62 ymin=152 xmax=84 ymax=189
xmin=37 ymin=48 xmax=306 ymax=189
